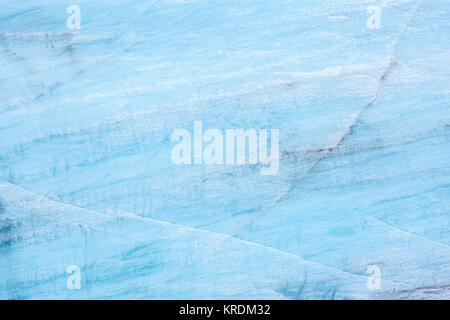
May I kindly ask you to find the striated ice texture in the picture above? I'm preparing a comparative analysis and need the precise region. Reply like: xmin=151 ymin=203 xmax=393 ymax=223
xmin=0 ymin=0 xmax=449 ymax=299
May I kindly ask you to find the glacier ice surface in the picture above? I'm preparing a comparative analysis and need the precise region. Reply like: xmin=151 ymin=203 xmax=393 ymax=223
xmin=0 ymin=0 xmax=449 ymax=299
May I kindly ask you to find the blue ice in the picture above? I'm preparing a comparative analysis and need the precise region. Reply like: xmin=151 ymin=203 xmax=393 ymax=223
xmin=0 ymin=0 xmax=449 ymax=299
